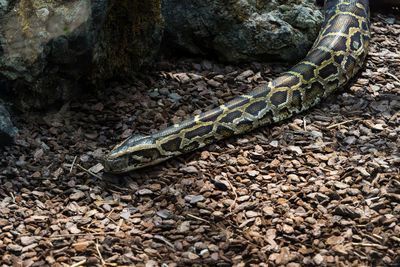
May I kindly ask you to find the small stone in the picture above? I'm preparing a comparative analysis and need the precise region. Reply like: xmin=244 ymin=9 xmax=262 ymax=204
xmin=208 ymin=244 xmax=219 ymax=252
xmin=213 ymin=179 xmax=230 ymax=190
xmin=174 ymin=73 xmax=190 ymax=84
xmin=310 ymin=130 xmax=323 ymax=138
xmin=67 ymin=224 xmax=81 ymax=234
xmin=288 ymin=146 xmax=302 ymax=154
xmin=177 ymin=221 xmax=190 ymax=233
xmin=372 ymin=123 xmax=384 ymax=130
xmin=263 ymin=206 xmax=274 ymax=216
xmin=138 ymin=189 xmax=153 ymax=195
xmin=70 ymin=190 xmax=85 ymax=200
xmin=333 ymin=245 xmax=348 ymax=255
xmin=270 ymin=140 xmax=279 ymax=147
xmin=247 ymin=170 xmax=259 ymax=177
xmin=74 ymin=242 xmax=89 ymax=252
xmin=7 ymin=244 xmax=22 ymax=252
xmin=305 ymin=217 xmax=316 ymax=224
xmin=313 ymin=254 xmax=324 ymax=265
xmin=159 ymin=88 xmax=170 ymax=95
xmin=245 ymin=210 xmax=259 ymax=218
xmin=157 ymin=210 xmax=172 ymax=219
xmin=238 ymin=195 xmax=250 ymax=202
xmin=254 ymin=145 xmax=264 ymax=154
xmin=326 ymin=235 xmax=344 ymax=245
xmin=145 ymin=260 xmax=158 ymax=267
xmin=333 ymin=205 xmax=362 ymax=219
xmin=282 ymin=224 xmax=294 ymax=234
xmin=169 ymin=93 xmax=182 ymax=101
xmin=20 ymin=236 xmax=40 ymax=246
xmin=0 ymin=218 xmax=8 ymax=227
xmin=187 ymin=252 xmax=200 ymax=260
xmin=334 ymin=182 xmax=349 ymax=189
xmin=180 ymin=165 xmax=198 ymax=174
xmin=184 ymin=194 xmax=205 ymax=204
xmin=356 ymin=167 xmax=370 ymax=176
xmin=120 ymin=211 xmax=131 ymax=219
xmin=207 ymin=79 xmax=221 ymax=88
xmin=344 ymin=136 xmax=356 ymax=145
xmin=211 ymin=252 xmax=219 ymax=260
xmin=347 ymin=188 xmax=360 ymax=196
xmin=211 ymin=211 xmax=224 ymax=220
xmin=237 ymin=156 xmax=249 ymax=165
xmin=236 ymin=70 xmax=254 ymax=81
xmin=200 ymin=249 xmax=209 ymax=257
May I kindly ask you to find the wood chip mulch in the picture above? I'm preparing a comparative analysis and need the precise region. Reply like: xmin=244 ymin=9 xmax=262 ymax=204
xmin=1 ymin=10 xmax=400 ymax=267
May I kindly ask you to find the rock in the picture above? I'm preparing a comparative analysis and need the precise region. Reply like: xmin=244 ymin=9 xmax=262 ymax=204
xmin=187 ymin=252 xmax=200 ymax=260
xmin=313 ymin=254 xmax=324 ymax=265
xmin=177 ymin=221 xmax=190 ymax=233
xmin=0 ymin=0 xmax=163 ymax=110
xmin=184 ymin=194 xmax=205 ymax=204
xmin=333 ymin=205 xmax=362 ymax=219
xmin=161 ymin=0 xmax=322 ymax=63
xmin=7 ymin=243 xmax=22 ymax=252
xmin=156 ymin=210 xmax=172 ymax=219
xmin=168 ymin=93 xmax=182 ymax=101
xmin=180 ymin=165 xmax=198 ymax=174
xmin=70 ymin=190 xmax=85 ymax=200
xmin=0 ymin=103 xmax=17 ymax=146
xmin=246 ymin=170 xmax=259 ymax=177
xmin=213 ymin=179 xmax=230 ymax=191
xmin=138 ymin=189 xmax=153 ymax=195
xmin=20 ymin=236 xmax=40 ymax=246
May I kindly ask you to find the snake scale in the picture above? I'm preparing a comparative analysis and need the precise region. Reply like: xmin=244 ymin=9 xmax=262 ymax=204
xmin=103 ymin=0 xmax=370 ymax=173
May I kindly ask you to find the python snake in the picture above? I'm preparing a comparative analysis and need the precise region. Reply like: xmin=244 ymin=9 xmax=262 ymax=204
xmin=103 ymin=0 xmax=370 ymax=173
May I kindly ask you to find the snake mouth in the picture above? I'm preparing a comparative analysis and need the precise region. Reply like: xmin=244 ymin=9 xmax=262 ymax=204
xmin=102 ymin=156 xmax=130 ymax=173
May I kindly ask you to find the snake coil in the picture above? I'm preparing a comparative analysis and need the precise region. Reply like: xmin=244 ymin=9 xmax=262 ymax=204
xmin=104 ymin=0 xmax=370 ymax=173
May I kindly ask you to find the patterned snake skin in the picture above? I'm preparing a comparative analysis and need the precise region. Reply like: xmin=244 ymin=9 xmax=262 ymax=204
xmin=103 ymin=0 xmax=370 ymax=173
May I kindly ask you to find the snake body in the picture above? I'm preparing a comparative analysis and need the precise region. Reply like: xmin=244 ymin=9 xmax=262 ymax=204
xmin=103 ymin=0 xmax=370 ymax=173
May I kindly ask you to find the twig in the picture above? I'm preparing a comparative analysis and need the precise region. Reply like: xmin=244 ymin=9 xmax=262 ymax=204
xmin=70 ymin=156 xmax=77 ymax=173
xmin=76 ymin=164 xmax=103 ymax=180
xmin=115 ymin=219 xmax=123 ymax=234
xmin=224 ymin=178 xmax=237 ymax=213
xmin=352 ymin=242 xmax=387 ymax=249
xmin=49 ymin=232 xmax=115 ymax=239
xmin=69 ymin=259 xmax=86 ymax=267
xmin=187 ymin=213 xmax=209 ymax=223
xmin=353 ymin=251 xmax=368 ymax=260
xmin=154 ymin=235 xmax=176 ymax=251
xmin=365 ymin=196 xmax=380 ymax=202
xmin=372 ymin=234 xmax=383 ymax=241
xmin=327 ymin=119 xmax=354 ymax=129
xmin=73 ymin=241 xmax=95 ymax=249
xmin=386 ymin=72 xmax=400 ymax=83
xmin=96 ymin=241 xmax=106 ymax=267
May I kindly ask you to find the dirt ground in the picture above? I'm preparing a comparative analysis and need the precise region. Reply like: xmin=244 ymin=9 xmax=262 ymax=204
xmin=1 ymin=8 xmax=400 ymax=267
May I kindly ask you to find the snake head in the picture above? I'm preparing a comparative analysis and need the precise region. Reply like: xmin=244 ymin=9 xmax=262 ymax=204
xmin=103 ymin=134 xmax=163 ymax=173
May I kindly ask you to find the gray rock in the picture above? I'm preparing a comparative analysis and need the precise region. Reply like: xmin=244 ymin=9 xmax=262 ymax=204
xmin=184 ymin=194 xmax=205 ymax=204
xmin=0 ymin=0 xmax=163 ymax=110
xmin=0 ymin=103 xmax=17 ymax=146
xmin=161 ymin=0 xmax=323 ymax=63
